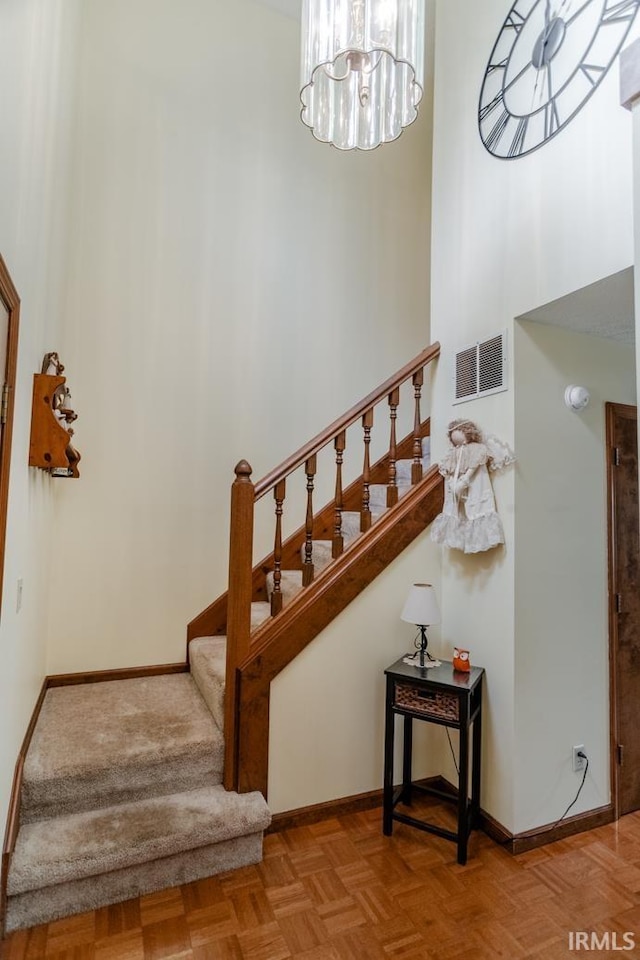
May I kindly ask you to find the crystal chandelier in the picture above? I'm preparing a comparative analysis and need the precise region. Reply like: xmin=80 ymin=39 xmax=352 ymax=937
xmin=300 ymin=0 xmax=425 ymax=151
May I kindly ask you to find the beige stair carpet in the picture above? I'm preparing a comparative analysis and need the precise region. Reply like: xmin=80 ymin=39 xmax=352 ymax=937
xmin=22 ymin=674 xmax=224 ymax=822
xmin=7 ymin=675 xmax=271 ymax=933
xmin=10 ymin=785 xmax=270 ymax=893
xmin=6 ymin=786 xmax=269 ymax=932
xmin=7 ymin=833 xmax=262 ymax=933
xmin=189 ymin=601 xmax=271 ymax=724
xmin=190 ymin=637 xmax=226 ymax=729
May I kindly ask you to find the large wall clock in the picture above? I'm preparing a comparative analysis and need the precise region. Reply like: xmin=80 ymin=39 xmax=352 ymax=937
xmin=479 ymin=0 xmax=640 ymax=158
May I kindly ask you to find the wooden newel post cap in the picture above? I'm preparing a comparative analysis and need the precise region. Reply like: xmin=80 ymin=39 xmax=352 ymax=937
xmin=234 ymin=460 xmax=253 ymax=482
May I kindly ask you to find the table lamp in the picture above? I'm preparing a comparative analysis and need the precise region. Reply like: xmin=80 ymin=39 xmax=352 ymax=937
xmin=401 ymin=583 xmax=441 ymax=668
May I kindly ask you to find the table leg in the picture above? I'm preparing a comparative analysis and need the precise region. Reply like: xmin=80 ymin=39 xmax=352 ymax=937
xmin=471 ymin=708 xmax=482 ymax=828
xmin=383 ymin=679 xmax=394 ymax=835
xmin=457 ymin=723 xmax=469 ymax=865
xmin=401 ymin=714 xmax=413 ymax=806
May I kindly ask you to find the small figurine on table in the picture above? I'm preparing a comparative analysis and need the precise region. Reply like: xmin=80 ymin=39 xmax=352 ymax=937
xmin=431 ymin=418 xmax=514 ymax=554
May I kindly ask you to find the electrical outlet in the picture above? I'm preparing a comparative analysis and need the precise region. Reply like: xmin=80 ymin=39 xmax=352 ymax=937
xmin=573 ymin=744 xmax=586 ymax=773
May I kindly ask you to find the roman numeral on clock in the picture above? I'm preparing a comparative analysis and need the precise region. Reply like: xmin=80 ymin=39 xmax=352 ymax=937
xmin=480 ymin=90 xmax=505 ymax=121
xmin=544 ymin=99 xmax=560 ymax=139
xmin=508 ymin=117 xmax=528 ymax=157
xmin=485 ymin=109 xmax=510 ymax=150
xmin=487 ymin=56 xmax=509 ymax=74
xmin=505 ymin=9 xmax=526 ymax=31
xmin=579 ymin=62 xmax=606 ymax=85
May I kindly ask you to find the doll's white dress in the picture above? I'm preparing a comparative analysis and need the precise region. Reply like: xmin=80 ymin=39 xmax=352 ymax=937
xmin=431 ymin=441 xmax=505 ymax=553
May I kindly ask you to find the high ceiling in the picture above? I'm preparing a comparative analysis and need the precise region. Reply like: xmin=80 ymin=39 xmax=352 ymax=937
xmin=517 ymin=267 xmax=635 ymax=344
xmin=251 ymin=1 xmax=636 ymax=345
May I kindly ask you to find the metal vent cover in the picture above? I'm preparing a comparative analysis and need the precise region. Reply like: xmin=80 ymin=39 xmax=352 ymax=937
xmin=453 ymin=331 xmax=507 ymax=404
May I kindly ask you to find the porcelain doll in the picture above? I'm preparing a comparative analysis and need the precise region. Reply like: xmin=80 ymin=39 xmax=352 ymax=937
xmin=431 ymin=419 xmax=514 ymax=554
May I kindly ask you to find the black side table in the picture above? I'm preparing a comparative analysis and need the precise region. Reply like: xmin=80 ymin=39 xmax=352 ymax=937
xmin=383 ymin=657 xmax=484 ymax=865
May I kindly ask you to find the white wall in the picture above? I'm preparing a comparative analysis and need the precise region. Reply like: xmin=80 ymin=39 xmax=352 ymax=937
xmin=269 ymin=532 xmax=443 ymax=813
xmin=0 ymin=0 xmax=81 ymax=834
xmin=47 ymin=0 xmax=433 ymax=675
xmin=430 ymin=0 xmax=638 ymax=831
xmin=514 ymin=322 xmax=635 ymax=831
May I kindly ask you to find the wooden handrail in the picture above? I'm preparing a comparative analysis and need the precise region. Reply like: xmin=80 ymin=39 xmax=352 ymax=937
xmin=253 ymin=342 xmax=440 ymax=499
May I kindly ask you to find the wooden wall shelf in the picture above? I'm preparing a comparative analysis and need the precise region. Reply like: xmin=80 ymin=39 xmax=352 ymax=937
xmin=29 ymin=358 xmax=80 ymax=478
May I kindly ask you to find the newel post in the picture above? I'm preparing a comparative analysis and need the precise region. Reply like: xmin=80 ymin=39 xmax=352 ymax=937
xmin=224 ymin=459 xmax=255 ymax=792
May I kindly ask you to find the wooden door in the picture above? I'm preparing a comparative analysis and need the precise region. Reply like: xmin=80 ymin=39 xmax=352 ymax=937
xmin=0 ymin=257 xmax=20 ymax=618
xmin=607 ymin=403 xmax=640 ymax=817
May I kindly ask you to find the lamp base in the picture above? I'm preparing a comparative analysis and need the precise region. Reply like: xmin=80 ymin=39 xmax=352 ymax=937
xmin=402 ymin=653 xmax=441 ymax=670
xmin=403 ymin=626 xmax=439 ymax=668
xmin=408 ymin=624 xmax=436 ymax=669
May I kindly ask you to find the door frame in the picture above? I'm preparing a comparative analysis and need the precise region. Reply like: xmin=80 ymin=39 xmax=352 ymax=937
xmin=606 ymin=401 xmax=638 ymax=820
xmin=0 ymin=256 xmax=20 ymax=619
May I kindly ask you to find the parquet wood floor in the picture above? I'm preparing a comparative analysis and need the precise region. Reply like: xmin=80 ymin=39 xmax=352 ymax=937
xmin=3 ymin=797 xmax=640 ymax=960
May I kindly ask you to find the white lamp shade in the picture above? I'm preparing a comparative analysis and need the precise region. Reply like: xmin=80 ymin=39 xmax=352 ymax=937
xmin=300 ymin=0 xmax=425 ymax=150
xmin=401 ymin=583 xmax=440 ymax=626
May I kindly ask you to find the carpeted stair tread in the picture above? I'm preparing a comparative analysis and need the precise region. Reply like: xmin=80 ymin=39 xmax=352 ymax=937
xmin=22 ymin=674 xmax=224 ymax=821
xmin=189 ymin=636 xmax=225 ymax=729
xmin=5 ymin=832 xmax=264 ymax=933
xmin=340 ymin=509 xmax=385 ymax=539
xmin=298 ymin=539 xmax=334 ymax=572
xmin=395 ymin=446 xmax=431 ymax=481
xmin=265 ymin=569 xmax=305 ymax=603
xmin=250 ymin=601 xmax=272 ymax=629
xmin=368 ymin=482 xmax=411 ymax=509
xmin=8 ymin=785 xmax=270 ymax=896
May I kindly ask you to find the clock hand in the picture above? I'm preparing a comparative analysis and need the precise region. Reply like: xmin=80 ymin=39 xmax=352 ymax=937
xmin=558 ymin=0 xmax=575 ymax=16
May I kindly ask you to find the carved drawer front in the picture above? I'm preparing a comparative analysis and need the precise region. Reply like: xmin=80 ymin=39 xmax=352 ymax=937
xmin=394 ymin=682 xmax=459 ymax=721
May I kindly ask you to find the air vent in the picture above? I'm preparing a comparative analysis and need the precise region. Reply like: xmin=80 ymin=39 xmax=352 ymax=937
xmin=453 ymin=331 xmax=507 ymax=404
xmin=455 ymin=346 xmax=478 ymax=401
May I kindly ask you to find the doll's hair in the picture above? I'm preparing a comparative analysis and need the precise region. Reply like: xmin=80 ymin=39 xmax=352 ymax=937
xmin=447 ymin=418 xmax=483 ymax=444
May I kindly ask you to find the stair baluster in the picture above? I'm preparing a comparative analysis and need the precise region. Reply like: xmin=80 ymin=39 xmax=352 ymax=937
xmin=361 ymin=409 xmax=373 ymax=532
xmin=302 ymin=455 xmax=317 ymax=587
xmin=271 ymin=479 xmax=286 ymax=616
xmin=387 ymin=387 xmax=400 ymax=507
xmin=332 ymin=431 xmax=346 ymax=558
xmin=412 ymin=369 xmax=424 ymax=484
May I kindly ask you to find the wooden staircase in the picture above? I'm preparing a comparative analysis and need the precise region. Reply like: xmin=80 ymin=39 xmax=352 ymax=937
xmin=0 ymin=344 xmax=443 ymax=936
xmin=187 ymin=344 xmax=444 ymax=798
